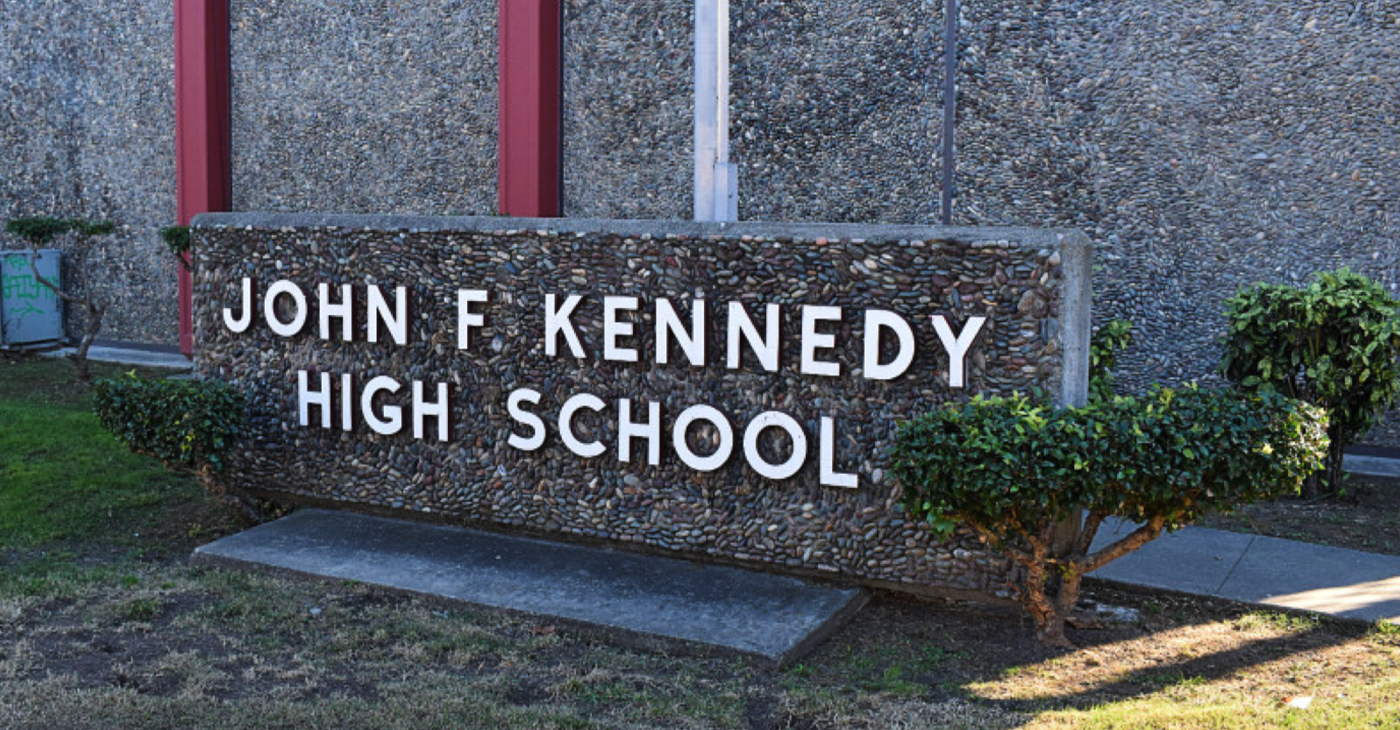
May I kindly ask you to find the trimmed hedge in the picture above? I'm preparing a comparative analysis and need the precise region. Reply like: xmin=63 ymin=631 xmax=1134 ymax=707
xmin=93 ymin=375 xmax=244 ymax=474
xmin=890 ymin=386 xmax=1327 ymax=645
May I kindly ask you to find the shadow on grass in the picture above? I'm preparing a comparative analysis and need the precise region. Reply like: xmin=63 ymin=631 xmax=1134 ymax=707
xmin=792 ymin=584 xmax=1374 ymax=721
xmin=985 ymin=622 xmax=1356 ymax=714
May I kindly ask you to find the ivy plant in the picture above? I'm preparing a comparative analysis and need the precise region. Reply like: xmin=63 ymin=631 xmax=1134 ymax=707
xmin=890 ymin=387 xmax=1327 ymax=647
xmin=1221 ymin=268 xmax=1400 ymax=496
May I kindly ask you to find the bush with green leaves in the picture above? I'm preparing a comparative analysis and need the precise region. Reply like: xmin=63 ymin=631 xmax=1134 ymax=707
xmin=161 ymin=225 xmax=192 ymax=270
xmin=1221 ymin=268 xmax=1400 ymax=496
xmin=94 ymin=374 xmax=243 ymax=473
xmin=93 ymin=375 xmax=263 ymax=523
xmin=1089 ymin=319 xmax=1133 ymax=403
xmin=890 ymin=386 xmax=1327 ymax=646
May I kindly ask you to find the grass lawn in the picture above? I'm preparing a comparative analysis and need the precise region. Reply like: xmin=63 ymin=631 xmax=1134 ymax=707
xmin=2 ymin=355 xmax=1399 ymax=729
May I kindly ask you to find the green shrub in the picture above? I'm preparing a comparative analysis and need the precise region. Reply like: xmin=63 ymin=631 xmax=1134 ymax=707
xmin=93 ymin=375 xmax=244 ymax=475
xmin=1221 ymin=268 xmax=1400 ymax=496
xmin=890 ymin=387 xmax=1327 ymax=646
xmin=161 ymin=225 xmax=192 ymax=270
xmin=1089 ymin=319 xmax=1133 ymax=403
xmin=160 ymin=225 xmax=191 ymax=255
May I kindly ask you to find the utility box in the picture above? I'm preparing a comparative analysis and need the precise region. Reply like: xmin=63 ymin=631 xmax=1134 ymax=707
xmin=0 ymin=250 xmax=64 ymax=349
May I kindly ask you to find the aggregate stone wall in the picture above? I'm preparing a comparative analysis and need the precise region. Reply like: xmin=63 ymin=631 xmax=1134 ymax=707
xmin=959 ymin=0 xmax=1400 ymax=448
xmin=729 ymin=0 xmax=943 ymax=224
xmin=228 ymin=0 xmax=498 ymax=216
xmin=9 ymin=0 xmax=1395 ymax=443
xmin=954 ymin=0 xmax=1400 ymax=448
xmin=562 ymin=0 xmax=693 ymax=219
xmin=0 ymin=0 xmax=178 ymax=345
xmin=562 ymin=0 xmax=945 ymax=224
xmin=193 ymin=213 xmax=1090 ymax=597
xmin=563 ymin=0 xmax=1400 ymax=448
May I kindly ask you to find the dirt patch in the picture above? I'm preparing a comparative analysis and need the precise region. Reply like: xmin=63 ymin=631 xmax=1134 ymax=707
xmin=1199 ymin=475 xmax=1400 ymax=556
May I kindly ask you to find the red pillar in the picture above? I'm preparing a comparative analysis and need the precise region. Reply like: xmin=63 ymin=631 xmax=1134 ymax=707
xmin=174 ymin=0 xmax=231 ymax=356
xmin=498 ymin=0 xmax=562 ymax=217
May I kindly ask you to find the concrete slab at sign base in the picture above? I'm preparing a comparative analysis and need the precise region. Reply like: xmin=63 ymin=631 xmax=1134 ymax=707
xmin=193 ymin=509 xmax=868 ymax=667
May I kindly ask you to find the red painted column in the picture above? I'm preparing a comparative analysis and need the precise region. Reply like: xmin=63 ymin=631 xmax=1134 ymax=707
xmin=498 ymin=0 xmax=562 ymax=217
xmin=174 ymin=0 xmax=231 ymax=356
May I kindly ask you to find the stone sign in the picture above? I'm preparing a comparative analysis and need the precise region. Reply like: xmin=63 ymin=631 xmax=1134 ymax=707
xmin=193 ymin=213 xmax=1090 ymax=597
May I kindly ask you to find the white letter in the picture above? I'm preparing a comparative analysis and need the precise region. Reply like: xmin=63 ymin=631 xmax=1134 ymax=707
xmin=223 ymin=277 xmax=253 ymax=333
xmin=800 ymin=305 xmax=842 ymax=377
xmin=863 ymin=310 xmax=916 ymax=381
xmin=743 ymin=411 xmax=807 ymax=480
xmin=603 ymin=296 xmax=639 ymax=362
xmin=413 ymin=381 xmax=451 ymax=442
xmin=932 ymin=315 xmax=987 ymax=388
xmin=656 ymin=298 xmax=706 ymax=366
xmin=618 ymin=398 xmax=662 ymax=466
xmin=820 ymin=417 xmax=857 ymax=489
xmin=298 ymin=370 xmax=331 ymax=429
xmin=545 ymin=294 xmax=586 ymax=358
xmin=726 ymin=302 xmax=780 ymax=372
xmin=265 ymin=280 xmax=307 ymax=337
xmin=362 ymin=375 xmax=404 ymax=435
xmin=457 ymin=289 xmax=489 ymax=350
xmin=560 ymin=393 xmax=606 ymax=458
xmin=318 ymin=283 xmax=353 ymax=342
xmin=340 ymin=373 xmax=354 ymax=431
xmin=368 ymin=285 xmax=409 ymax=345
xmin=507 ymin=388 xmax=546 ymax=451
xmin=672 ymin=405 xmax=734 ymax=472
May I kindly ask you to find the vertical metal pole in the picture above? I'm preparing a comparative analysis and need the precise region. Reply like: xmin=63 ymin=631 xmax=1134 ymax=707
xmin=694 ymin=0 xmax=736 ymax=222
xmin=175 ymin=0 xmax=231 ymax=357
xmin=940 ymin=0 xmax=958 ymax=226
xmin=499 ymin=0 xmax=563 ymax=217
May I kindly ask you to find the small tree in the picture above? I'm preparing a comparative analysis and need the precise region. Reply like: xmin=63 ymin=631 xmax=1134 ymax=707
xmin=1221 ymin=269 xmax=1400 ymax=497
xmin=890 ymin=387 xmax=1327 ymax=646
xmin=3 ymin=216 xmax=116 ymax=383
xmin=161 ymin=225 xmax=192 ymax=271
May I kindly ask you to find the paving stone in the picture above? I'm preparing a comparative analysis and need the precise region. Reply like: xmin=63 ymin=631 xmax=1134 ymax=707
xmin=194 ymin=508 xmax=868 ymax=667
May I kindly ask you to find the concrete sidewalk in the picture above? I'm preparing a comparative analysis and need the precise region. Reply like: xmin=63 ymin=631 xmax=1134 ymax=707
xmin=40 ymin=342 xmax=190 ymax=370
xmin=1091 ymin=518 xmax=1400 ymax=623
xmin=1345 ymin=453 xmax=1400 ymax=480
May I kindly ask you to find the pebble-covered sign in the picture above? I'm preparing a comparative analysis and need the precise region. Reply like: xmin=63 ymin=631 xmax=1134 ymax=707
xmin=193 ymin=213 xmax=1090 ymax=598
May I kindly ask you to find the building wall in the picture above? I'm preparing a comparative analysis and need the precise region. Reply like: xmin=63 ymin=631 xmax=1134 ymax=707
xmin=228 ymin=0 xmax=499 ymax=216
xmin=562 ymin=0 xmax=693 ymax=219
xmin=958 ymin=1 xmax=1399 ymax=445
xmin=730 ymin=0 xmax=942 ymax=225
xmin=0 ymin=0 xmax=178 ymax=345
xmin=561 ymin=0 xmax=945 ymax=224
xmin=4 ymin=1 xmax=1396 ymax=444
xmin=564 ymin=0 xmax=1400 ymax=447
